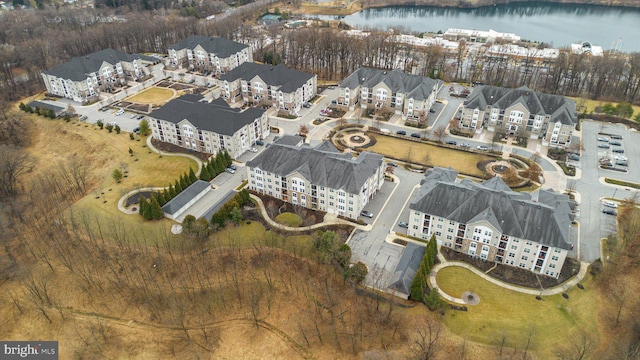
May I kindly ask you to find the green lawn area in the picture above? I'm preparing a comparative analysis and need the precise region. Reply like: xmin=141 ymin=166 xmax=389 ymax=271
xmin=212 ymin=221 xmax=314 ymax=256
xmin=275 ymin=212 xmax=303 ymax=227
xmin=126 ymin=87 xmax=175 ymax=105
xmin=436 ymin=267 xmax=600 ymax=358
xmin=366 ymin=134 xmax=494 ymax=177
xmin=570 ymin=97 xmax=640 ymax=118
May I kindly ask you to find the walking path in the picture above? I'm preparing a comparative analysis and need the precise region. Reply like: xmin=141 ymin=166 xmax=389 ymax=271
xmin=249 ymin=194 xmax=370 ymax=232
xmin=116 ymin=137 xmax=204 ymax=215
xmin=427 ymin=254 xmax=590 ymax=305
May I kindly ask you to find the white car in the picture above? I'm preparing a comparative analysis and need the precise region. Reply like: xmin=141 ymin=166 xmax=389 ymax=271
xmin=115 ymin=109 xmax=125 ymax=116
xmin=248 ymin=148 xmax=258 ymax=153
xmin=603 ymin=200 xmax=618 ymax=208
xmin=108 ymin=121 xmax=117 ymax=127
xmin=614 ymin=155 xmax=628 ymax=161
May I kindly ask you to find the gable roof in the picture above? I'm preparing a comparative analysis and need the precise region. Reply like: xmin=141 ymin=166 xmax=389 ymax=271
xmin=148 ymin=95 xmax=265 ymax=136
xmin=339 ymin=68 xmax=442 ymax=101
xmin=387 ymin=242 xmax=426 ymax=297
xmin=410 ymin=168 xmax=573 ymax=250
xmin=162 ymin=180 xmax=211 ymax=215
xmin=168 ymin=35 xmax=249 ymax=58
xmin=43 ymin=48 xmax=155 ymax=81
xmin=246 ymin=142 xmax=383 ymax=194
xmin=219 ymin=63 xmax=315 ymax=93
xmin=464 ymin=85 xmax=577 ymax=125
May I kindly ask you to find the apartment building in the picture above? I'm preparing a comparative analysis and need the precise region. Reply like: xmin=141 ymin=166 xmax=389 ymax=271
xmin=337 ymin=68 xmax=442 ymax=122
xmin=148 ymin=94 xmax=268 ymax=159
xmin=246 ymin=137 xmax=385 ymax=220
xmin=218 ymin=63 xmax=317 ymax=116
xmin=41 ymin=48 xmax=155 ymax=103
xmin=408 ymin=168 xmax=575 ymax=278
xmin=443 ymin=28 xmax=521 ymax=43
xmin=167 ymin=35 xmax=252 ymax=73
xmin=460 ymin=85 xmax=577 ymax=147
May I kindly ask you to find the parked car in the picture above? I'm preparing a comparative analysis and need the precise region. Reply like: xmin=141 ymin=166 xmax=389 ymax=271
xmin=398 ymin=221 xmax=409 ymax=228
xmin=597 ymin=143 xmax=610 ymax=149
xmin=136 ymin=115 xmax=145 ymax=120
xmin=133 ymin=127 xmax=140 ymax=134
xmin=331 ymin=100 xmax=338 ymax=105
xmin=597 ymin=137 xmax=609 ymax=142
xmin=108 ymin=121 xmax=117 ymax=126
xmin=396 ymin=130 xmax=407 ymax=135
xmin=568 ymin=153 xmax=580 ymax=161
xmin=602 ymin=208 xmax=617 ymax=216
xmin=611 ymin=134 xmax=623 ymax=139
xmin=614 ymin=155 xmax=628 ymax=161
xmin=410 ymin=133 xmax=421 ymax=138
xmin=115 ymin=109 xmax=124 ymax=116
xmin=429 ymin=108 xmax=436 ymax=113
xmin=612 ymin=148 xmax=625 ymax=153
xmin=603 ymin=201 xmax=618 ymax=208
xmin=387 ymin=162 xmax=398 ymax=167
xmin=616 ymin=160 xmax=628 ymax=166
xmin=610 ymin=141 xmax=622 ymax=146
xmin=225 ymin=167 xmax=236 ymax=174
xmin=130 ymin=113 xmax=138 ymax=119
xmin=79 ymin=115 xmax=88 ymax=121
xmin=228 ymin=165 xmax=237 ymax=171
xmin=445 ymin=140 xmax=457 ymax=145
xmin=360 ymin=211 xmax=374 ymax=218
xmin=303 ymin=102 xmax=312 ymax=108
xmin=460 ymin=143 xmax=471 ymax=148
xmin=477 ymin=145 xmax=489 ymax=151
xmin=248 ymin=147 xmax=258 ymax=153
xmin=255 ymin=140 xmax=265 ymax=146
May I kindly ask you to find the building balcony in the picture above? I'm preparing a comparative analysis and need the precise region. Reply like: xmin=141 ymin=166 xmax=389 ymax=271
xmin=498 ymin=242 xmax=507 ymax=249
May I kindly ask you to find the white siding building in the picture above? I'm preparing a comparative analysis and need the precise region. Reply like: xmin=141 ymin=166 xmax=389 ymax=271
xmin=246 ymin=137 xmax=385 ymax=220
xmin=408 ymin=168 xmax=575 ymax=279
xmin=148 ymin=94 xmax=269 ymax=159
xmin=167 ymin=35 xmax=252 ymax=73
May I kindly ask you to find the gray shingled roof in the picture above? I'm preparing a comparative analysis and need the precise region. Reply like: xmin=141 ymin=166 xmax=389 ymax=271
xmin=246 ymin=142 xmax=383 ymax=194
xmin=274 ymin=135 xmax=304 ymax=146
xmin=148 ymin=95 xmax=265 ymax=136
xmin=28 ymin=101 xmax=65 ymax=115
xmin=339 ymin=68 xmax=442 ymax=101
xmin=464 ymin=85 xmax=577 ymax=125
xmin=410 ymin=168 xmax=573 ymax=250
xmin=219 ymin=63 xmax=314 ymax=93
xmin=162 ymin=180 xmax=211 ymax=215
xmin=387 ymin=242 xmax=426 ymax=297
xmin=168 ymin=35 xmax=249 ymax=58
xmin=43 ymin=48 xmax=155 ymax=81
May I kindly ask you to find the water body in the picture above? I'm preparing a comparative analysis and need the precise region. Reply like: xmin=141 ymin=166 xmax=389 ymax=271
xmin=311 ymin=3 xmax=640 ymax=52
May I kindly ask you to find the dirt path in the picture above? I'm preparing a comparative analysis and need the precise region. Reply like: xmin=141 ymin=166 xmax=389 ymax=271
xmin=66 ymin=308 xmax=315 ymax=360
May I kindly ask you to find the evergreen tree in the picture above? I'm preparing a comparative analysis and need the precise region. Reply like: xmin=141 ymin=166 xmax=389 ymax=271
xmin=207 ymin=159 xmax=215 ymax=177
xmin=222 ymin=150 xmax=232 ymax=167
xmin=169 ymin=184 xmax=177 ymax=199
xmin=238 ymin=189 xmax=250 ymax=205
xmin=188 ymin=167 xmax=197 ymax=183
xmin=174 ymin=179 xmax=183 ymax=193
xmin=424 ymin=288 xmax=446 ymax=311
xmin=139 ymin=196 xmax=148 ymax=219
xmin=214 ymin=155 xmax=225 ymax=174
xmin=149 ymin=194 xmax=164 ymax=220
xmin=156 ymin=191 xmax=166 ymax=206
xmin=199 ymin=166 xmax=211 ymax=181
xmin=230 ymin=206 xmax=243 ymax=225
xmin=180 ymin=173 xmax=188 ymax=190
xmin=410 ymin=270 xmax=426 ymax=301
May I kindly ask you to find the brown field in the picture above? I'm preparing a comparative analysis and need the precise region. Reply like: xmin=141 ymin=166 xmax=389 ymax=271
xmin=366 ymin=133 xmax=494 ymax=177
xmin=125 ymin=87 xmax=176 ymax=105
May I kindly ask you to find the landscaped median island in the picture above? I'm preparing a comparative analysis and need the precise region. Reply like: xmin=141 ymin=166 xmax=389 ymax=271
xmin=605 ymin=177 xmax=640 ymax=189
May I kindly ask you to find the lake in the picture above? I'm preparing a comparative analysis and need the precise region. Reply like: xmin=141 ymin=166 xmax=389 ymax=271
xmin=310 ymin=3 xmax=640 ymax=52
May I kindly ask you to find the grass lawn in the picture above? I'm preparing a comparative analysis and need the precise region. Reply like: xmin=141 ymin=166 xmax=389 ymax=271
xmin=26 ymin=116 xmax=198 ymax=244
xmin=212 ymin=221 xmax=314 ymax=257
xmin=366 ymin=134 xmax=494 ymax=177
xmin=436 ymin=267 xmax=600 ymax=358
xmin=126 ymin=87 xmax=175 ymax=105
xmin=275 ymin=212 xmax=303 ymax=227
xmin=571 ymin=97 xmax=640 ymax=119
